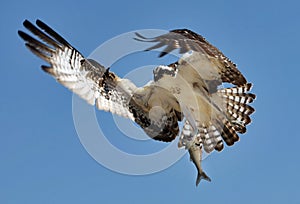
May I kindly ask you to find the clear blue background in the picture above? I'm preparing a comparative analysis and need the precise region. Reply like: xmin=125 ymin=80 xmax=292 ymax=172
xmin=1 ymin=0 xmax=300 ymax=203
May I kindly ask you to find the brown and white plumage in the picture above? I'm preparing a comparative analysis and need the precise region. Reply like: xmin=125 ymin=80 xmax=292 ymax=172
xmin=18 ymin=20 xmax=137 ymax=120
xmin=18 ymin=20 xmax=181 ymax=142
xmin=135 ymin=29 xmax=247 ymax=86
xmin=19 ymin=20 xmax=256 ymax=185
xmin=135 ymin=29 xmax=255 ymax=151
xmin=135 ymin=29 xmax=256 ymax=184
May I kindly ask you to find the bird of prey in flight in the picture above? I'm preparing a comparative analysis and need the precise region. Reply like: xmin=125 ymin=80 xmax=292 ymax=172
xmin=18 ymin=19 xmax=255 ymax=186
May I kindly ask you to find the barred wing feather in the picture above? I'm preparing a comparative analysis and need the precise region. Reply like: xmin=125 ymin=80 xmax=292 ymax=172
xmin=18 ymin=20 xmax=136 ymax=120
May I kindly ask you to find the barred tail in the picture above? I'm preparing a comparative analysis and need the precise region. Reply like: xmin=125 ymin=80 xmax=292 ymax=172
xmin=179 ymin=83 xmax=255 ymax=153
xmin=217 ymin=83 xmax=256 ymax=145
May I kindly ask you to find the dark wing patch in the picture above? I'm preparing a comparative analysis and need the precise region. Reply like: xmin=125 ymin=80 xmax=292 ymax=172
xmin=135 ymin=29 xmax=247 ymax=86
xmin=130 ymin=100 xmax=179 ymax=142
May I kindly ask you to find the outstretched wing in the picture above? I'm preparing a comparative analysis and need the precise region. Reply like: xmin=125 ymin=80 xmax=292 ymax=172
xmin=135 ymin=29 xmax=247 ymax=86
xmin=18 ymin=20 xmax=181 ymax=142
xmin=18 ymin=19 xmax=136 ymax=120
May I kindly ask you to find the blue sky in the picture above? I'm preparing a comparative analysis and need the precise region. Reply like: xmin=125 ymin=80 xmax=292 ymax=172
xmin=1 ymin=0 xmax=300 ymax=203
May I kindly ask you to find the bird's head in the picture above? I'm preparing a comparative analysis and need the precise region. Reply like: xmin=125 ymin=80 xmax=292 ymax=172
xmin=153 ymin=62 xmax=178 ymax=82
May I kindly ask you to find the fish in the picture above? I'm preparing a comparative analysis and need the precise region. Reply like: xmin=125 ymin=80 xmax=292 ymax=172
xmin=188 ymin=139 xmax=211 ymax=186
xmin=178 ymin=118 xmax=211 ymax=186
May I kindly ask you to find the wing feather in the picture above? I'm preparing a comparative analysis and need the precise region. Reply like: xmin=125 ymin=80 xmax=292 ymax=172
xmin=19 ymin=19 xmax=136 ymax=120
xmin=18 ymin=19 xmax=181 ymax=142
xmin=135 ymin=29 xmax=247 ymax=86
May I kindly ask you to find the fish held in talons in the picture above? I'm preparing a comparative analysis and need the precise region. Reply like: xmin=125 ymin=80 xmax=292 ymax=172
xmin=188 ymin=140 xmax=211 ymax=186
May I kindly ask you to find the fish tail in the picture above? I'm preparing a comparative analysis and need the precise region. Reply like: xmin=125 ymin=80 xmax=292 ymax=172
xmin=196 ymin=171 xmax=212 ymax=186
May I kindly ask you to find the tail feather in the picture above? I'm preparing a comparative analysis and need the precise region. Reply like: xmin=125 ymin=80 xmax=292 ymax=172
xmin=223 ymin=93 xmax=256 ymax=104
xmin=198 ymin=123 xmax=223 ymax=153
xmin=218 ymin=83 xmax=256 ymax=134
xmin=216 ymin=118 xmax=240 ymax=146
xmin=179 ymin=120 xmax=224 ymax=152
xmin=180 ymin=83 xmax=255 ymax=153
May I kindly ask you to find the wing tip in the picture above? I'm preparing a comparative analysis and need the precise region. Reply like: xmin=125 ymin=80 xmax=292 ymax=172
xmin=22 ymin=19 xmax=30 ymax=27
xmin=17 ymin=30 xmax=27 ymax=41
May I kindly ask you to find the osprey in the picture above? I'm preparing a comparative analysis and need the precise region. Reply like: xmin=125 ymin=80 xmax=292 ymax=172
xmin=18 ymin=20 xmax=255 ymax=186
